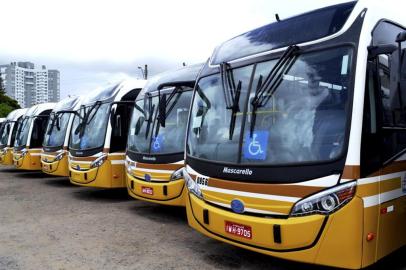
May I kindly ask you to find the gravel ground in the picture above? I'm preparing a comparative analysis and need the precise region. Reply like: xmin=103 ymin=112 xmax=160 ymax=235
xmin=0 ymin=166 xmax=404 ymax=270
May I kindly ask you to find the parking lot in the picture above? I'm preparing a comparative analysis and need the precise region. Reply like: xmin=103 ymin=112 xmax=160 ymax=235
xmin=0 ymin=166 xmax=404 ymax=270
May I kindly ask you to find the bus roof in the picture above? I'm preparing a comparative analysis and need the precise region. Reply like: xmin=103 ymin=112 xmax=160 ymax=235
xmin=24 ymin=103 xmax=55 ymax=117
xmin=5 ymin=108 xmax=28 ymax=121
xmin=52 ymin=96 xmax=81 ymax=113
xmin=138 ymin=63 xmax=203 ymax=99
xmin=81 ymin=79 xmax=146 ymax=105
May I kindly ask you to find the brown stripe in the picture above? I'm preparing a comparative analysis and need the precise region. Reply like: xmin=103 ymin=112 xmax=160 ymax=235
xmin=208 ymin=177 xmax=323 ymax=198
xmin=69 ymin=156 xmax=96 ymax=161
xmin=63 ymin=146 xmax=68 ymax=150
xmin=136 ymin=162 xmax=183 ymax=171
xmin=342 ymin=165 xmax=360 ymax=179
xmin=103 ymin=148 xmax=110 ymax=153
xmin=379 ymin=160 xmax=406 ymax=176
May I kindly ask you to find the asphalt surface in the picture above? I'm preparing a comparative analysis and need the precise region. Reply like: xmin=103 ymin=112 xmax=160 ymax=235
xmin=0 ymin=166 xmax=405 ymax=270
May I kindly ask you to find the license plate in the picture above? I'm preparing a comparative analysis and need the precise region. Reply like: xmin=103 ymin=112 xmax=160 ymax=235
xmin=141 ymin=186 xmax=153 ymax=195
xmin=225 ymin=221 xmax=252 ymax=239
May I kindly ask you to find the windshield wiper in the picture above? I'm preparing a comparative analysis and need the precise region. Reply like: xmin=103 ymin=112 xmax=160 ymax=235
xmin=250 ymin=45 xmax=300 ymax=137
xmin=74 ymin=101 xmax=101 ymax=138
xmin=220 ymin=62 xmax=242 ymax=140
xmin=144 ymin=93 xmax=155 ymax=139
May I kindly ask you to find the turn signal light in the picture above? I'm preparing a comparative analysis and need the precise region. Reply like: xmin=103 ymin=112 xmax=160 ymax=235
xmin=366 ymin=233 xmax=375 ymax=242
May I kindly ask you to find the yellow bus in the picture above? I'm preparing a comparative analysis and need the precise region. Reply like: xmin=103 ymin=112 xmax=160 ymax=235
xmin=41 ymin=96 xmax=81 ymax=176
xmin=183 ymin=1 xmax=406 ymax=269
xmin=0 ymin=109 xmax=28 ymax=165
xmin=68 ymin=79 xmax=146 ymax=188
xmin=126 ymin=64 xmax=202 ymax=206
xmin=13 ymin=103 xmax=55 ymax=170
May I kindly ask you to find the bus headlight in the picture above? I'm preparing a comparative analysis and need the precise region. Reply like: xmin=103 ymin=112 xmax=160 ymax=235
xmin=183 ymin=168 xmax=202 ymax=199
xmin=90 ymin=154 xmax=107 ymax=169
xmin=21 ymin=149 xmax=28 ymax=157
xmin=170 ymin=168 xmax=184 ymax=181
xmin=290 ymin=181 xmax=356 ymax=216
xmin=54 ymin=152 xmax=65 ymax=161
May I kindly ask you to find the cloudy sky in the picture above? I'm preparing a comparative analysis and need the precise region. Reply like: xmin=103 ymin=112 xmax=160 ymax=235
xmin=0 ymin=0 xmax=351 ymax=98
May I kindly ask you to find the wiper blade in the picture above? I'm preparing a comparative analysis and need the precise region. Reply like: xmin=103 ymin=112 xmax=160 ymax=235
xmin=250 ymin=45 xmax=300 ymax=137
xmin=220 ymin=62 xmax=242 ymax=140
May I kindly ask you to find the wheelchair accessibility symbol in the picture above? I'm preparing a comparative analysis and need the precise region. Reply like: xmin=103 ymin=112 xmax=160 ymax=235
xmin=152 ymin=135 xmax=164 ymax=152
xmin=243 ymin=131 xmax=269 ymax=160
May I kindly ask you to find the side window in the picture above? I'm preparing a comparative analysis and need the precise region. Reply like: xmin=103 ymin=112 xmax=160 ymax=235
xmin=372 ymin=21 xmax=406 ymax=162
xmin=110 ymin=103 xmax=132 ymax=153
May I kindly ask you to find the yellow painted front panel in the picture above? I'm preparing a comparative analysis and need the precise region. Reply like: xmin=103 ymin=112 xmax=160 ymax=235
xmin=187 ymin=193 xmax=364 ymax=269
xmin=13 ymin=150 xmax=42 ymax=170
xmin=188 ymin=193 xmax=325 ymax=250
xmin=69 ymin=155 xmax=126 ymax=188
xmin=0 ymin=148 xmax=13 ymax=165
xmin=41 ymin=155 xmax=69 ymax=177
xmin=127 ymin=173 xmax=186 ymax=206
xmin=315 ymin=197 xmax=363 ymax=269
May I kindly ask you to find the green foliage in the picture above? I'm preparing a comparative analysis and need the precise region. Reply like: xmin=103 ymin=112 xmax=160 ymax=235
xmin=0 ymin=92 xmax=20 ymax=117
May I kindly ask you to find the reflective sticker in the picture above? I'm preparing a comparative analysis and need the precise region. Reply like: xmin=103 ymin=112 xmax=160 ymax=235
xmin=151 ymin=134 xmax=164 ymax=153
xmin=341 ymin=55 xmax=349 ymax=75
xmin=192 ymin=116 xmax=203 ymax=129
xmin=243 ymin=131 xmax=269 ymax=160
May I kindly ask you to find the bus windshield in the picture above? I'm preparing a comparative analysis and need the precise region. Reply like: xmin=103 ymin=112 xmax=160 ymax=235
xmin=43 ymin=112 xmax=72 ymax=148
xmin=14 ymin=117 xmax=32 ymax=148
xmin=69 ymin=103 xmax=110 ymax=151
xmin=187 ymin=46 xmax=353 ymax=165
xmin=0 ymin=122 xmax=12 ymax=147
xmin=127 ymin=90 xmax=193 ymax=155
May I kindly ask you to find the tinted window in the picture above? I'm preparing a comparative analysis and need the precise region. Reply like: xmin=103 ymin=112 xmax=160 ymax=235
xmin=212 ymin=2 xmax=356 ymax=64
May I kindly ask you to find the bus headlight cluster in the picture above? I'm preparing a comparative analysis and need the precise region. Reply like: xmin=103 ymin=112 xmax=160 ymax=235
xmin=54 ymin=151 xmax=65 ymax=161
xmin=21 ymin=149 xmax=28 ymax=157
xmin=170 ymin=168 xmax=184 ymax=181
xmin=90 ymin=154 xmax=107 ymax=169
xmin=290 ymin=181 xmax=356 ymax=216
xmin=183 ymin=168 xmax=202 ymax=199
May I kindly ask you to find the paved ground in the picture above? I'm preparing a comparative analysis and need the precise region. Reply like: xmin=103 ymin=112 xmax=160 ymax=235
xmin=0 ymin=166 xmax=405 ymax=270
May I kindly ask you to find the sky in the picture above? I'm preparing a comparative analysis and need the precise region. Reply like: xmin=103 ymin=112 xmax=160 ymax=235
xmin=0 ymin=0 xmax=351 ymax=99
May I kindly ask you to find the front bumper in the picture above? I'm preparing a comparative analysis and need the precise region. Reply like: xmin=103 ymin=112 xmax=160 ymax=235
xmin=186 ymin=193 xmax=364 ymax=269
xmin=0 ymin=148 xmax=13 ymax=165
xmin=41 ymin=154 xmax=69 ymax=177
xmin=126 ymin=174 xmax=186 ymax=206
xmin=13 ymin=150 xmax=42 ymax=170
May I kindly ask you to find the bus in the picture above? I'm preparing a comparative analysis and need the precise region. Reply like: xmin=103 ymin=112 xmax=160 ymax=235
xmin=41 ymin=96 xmax=81 ymax=176
xmin=126 ymin=64 xmax=202 ymax=206
xmin=13 ymin=103 xmax=55 ymax=170
xmin=183 ymin=1 xmax=406 ymax=269
xmin=0 ymin=109 xmax=28 ymax=165
xmin=68 ymin=79 xmax=146 ymax=188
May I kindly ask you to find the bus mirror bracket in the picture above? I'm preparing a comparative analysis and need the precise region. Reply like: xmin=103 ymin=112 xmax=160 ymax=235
xmin=367 ymin=44 xmax=397 ymax=60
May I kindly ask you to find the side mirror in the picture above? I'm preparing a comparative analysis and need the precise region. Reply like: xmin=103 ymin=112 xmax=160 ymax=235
xmin=158 ymin=93 xmax=167 ymax=127
xmin=396 ymin=31 xmax=406 ymax=43
xmin=367 ymin=44 xmax=397 ymax=60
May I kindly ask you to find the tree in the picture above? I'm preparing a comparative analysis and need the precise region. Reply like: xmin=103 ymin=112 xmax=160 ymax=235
xmin=0 ymin=72 xmax=20 ymax=117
